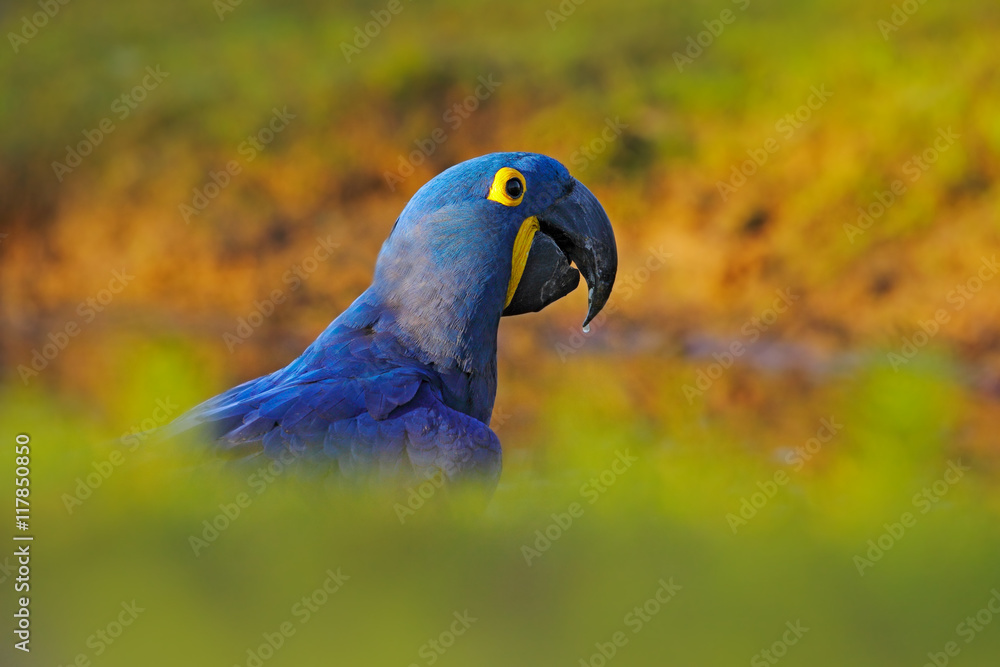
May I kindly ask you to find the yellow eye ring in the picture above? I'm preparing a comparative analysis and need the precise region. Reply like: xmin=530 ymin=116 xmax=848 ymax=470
xmin=487 ymin=167 xmax=526 ymax=206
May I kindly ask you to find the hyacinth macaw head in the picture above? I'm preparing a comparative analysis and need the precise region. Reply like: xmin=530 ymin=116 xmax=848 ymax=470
xmin=371 ymin=152 xmax=617 ymax=353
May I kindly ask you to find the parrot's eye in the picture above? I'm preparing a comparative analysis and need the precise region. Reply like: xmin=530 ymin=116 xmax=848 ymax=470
xmin=487 ymin=167 xmax=526 ymax=206
xmin=505 ymin=178 xmax=523 ymax=199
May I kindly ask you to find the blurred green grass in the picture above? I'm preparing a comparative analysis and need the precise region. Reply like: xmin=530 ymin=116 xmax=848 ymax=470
xmin=2 ymin=339 xmax=1000 ymax=666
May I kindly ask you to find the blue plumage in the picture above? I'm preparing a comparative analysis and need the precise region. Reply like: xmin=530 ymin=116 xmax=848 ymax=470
xmin=165 ymin=152 xmax=617 ymax=494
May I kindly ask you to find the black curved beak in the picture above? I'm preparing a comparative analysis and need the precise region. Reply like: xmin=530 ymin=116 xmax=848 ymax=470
xmin=502 ymin=179 xmax=617 ymax=328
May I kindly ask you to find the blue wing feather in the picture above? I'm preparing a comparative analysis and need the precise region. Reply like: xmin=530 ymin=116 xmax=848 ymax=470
xmin=165 ymin=299 xmax=501 ymax=489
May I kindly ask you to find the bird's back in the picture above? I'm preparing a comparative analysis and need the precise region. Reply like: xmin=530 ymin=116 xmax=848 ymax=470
xmin=164 ymin=296 xmax=502 ymax=489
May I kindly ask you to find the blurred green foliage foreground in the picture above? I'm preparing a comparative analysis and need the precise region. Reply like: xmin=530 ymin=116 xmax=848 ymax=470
xmin=2 ymin=0 xmax=1000 ymax=665
xmin=4 ymin=359 xmax=1000 ymax=667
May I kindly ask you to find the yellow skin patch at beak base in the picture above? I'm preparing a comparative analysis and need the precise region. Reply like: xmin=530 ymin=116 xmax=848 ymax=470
xmin=505 ymin=216 xmax=540 ymax=308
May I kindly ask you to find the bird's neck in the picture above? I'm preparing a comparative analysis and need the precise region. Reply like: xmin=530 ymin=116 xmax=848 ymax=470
xmin=325 ymin=217 xmax=513 ymax=422
xmin=366 ymin=225 xmax=509 ymax=377
xmin=332 ymin=281 xmax=503 ymax=423
xmin=370 ymin=279 xmax=502 ymax=376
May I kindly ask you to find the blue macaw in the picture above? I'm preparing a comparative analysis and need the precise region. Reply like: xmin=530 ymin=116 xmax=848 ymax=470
xmin=166 ymin=152 xmax=617 ymax=492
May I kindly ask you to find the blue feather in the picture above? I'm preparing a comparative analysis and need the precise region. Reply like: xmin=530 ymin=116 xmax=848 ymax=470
xmin=165 ymin=152 xmax=585 ymax=491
